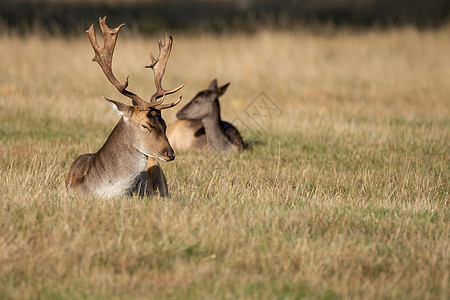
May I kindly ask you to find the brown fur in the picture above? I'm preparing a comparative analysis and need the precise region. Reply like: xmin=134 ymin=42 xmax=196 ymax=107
xmin=167 ymin=79 xmax=244 ymax=154
xmin=66 ymin=104 xmax=174 ymax=198
xmin=167 ymin=119 xmax=243 ymax=153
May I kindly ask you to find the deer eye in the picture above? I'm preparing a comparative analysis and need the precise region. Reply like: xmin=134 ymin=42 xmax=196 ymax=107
xmin=141 ymin=124 xmax=152 ymax=132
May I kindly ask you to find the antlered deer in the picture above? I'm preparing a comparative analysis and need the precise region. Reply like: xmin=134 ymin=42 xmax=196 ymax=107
xmin=66 ymin=17 xmax=183 ymax=198
xmin=167 ymin=79 xmax=244 ymax=153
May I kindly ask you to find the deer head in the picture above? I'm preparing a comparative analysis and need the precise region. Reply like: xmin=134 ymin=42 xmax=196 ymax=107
xmin=176 ymin=79 xmax=229 ymax=121
xmin=86 ymin=17 xmax=184 ymax=161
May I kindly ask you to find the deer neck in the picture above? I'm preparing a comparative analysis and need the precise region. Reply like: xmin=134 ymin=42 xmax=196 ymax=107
xmin=201 ymin=107 xmax=232 ymax=152
xmin=95 ymin=118 xmax=148 ymax=185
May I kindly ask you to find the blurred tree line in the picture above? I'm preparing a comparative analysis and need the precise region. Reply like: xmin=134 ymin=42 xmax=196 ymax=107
xmin=0 ymin=0 xmax=448 ymax=35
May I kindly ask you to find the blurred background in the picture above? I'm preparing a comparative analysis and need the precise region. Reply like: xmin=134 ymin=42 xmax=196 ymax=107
xmin=1 ymin=0 xmax=449 ymax=35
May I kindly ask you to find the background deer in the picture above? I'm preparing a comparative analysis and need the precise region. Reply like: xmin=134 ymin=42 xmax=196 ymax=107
xmin=66 ymin=17 xmax=183 ymax=198
xmin=167 ymin=79 xmax=244 ymax=153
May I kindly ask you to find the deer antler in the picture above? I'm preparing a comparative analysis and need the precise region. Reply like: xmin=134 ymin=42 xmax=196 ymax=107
xmin=86 ymin=17 xmax=183 ymax=110
xmin=146 ymin=32 xmax=185 ymax=109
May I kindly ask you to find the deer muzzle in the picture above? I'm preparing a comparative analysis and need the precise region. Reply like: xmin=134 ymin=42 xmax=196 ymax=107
xmin=160 ymin=147 xmax=176 ymax=161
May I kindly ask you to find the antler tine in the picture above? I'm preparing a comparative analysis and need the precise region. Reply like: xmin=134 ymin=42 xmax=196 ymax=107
xmin=156 ymin=94 xmax=183 ymax=110
xmin=146 ymin=32 xmax=185 ymax=104
xmin=86 ymin=17 xmax=149 ymax=108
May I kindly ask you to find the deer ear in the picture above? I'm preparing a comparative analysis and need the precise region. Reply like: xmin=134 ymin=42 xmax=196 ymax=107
xmin=208 ymin=79 xmax=218 ymax=91
xmin=103 ymin=97 xmax=133 ymax=119
xmin=216 ymin=82 xmax=230 ymax=97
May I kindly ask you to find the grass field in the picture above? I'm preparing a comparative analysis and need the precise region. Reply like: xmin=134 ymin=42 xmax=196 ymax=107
xmin=0 ymin=25 xmax=449 ymax=299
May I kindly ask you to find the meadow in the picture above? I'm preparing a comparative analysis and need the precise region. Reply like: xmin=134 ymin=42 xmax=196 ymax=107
xmin=0 ymin=25 xmax=449 ymax=299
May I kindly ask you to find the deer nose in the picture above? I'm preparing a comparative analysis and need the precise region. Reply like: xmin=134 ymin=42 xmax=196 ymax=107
xmin=166 ymin=151 xmax=175 ymax=161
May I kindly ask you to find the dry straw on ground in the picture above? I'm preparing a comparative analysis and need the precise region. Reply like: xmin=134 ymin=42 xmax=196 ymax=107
xmin=0 ymin=26 xmax=449 ymax=299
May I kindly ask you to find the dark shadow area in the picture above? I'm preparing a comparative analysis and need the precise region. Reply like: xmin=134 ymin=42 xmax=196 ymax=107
xmin=0 ymin=0 xmax=449 ymax=35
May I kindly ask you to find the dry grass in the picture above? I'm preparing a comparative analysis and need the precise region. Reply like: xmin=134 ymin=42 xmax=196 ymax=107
xmin=0 ymin=26 xmax=449 ymax=299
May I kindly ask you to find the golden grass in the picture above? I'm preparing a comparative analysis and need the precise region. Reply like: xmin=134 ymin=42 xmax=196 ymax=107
xmin=0 ymin=26 xmax=449 ymax=299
